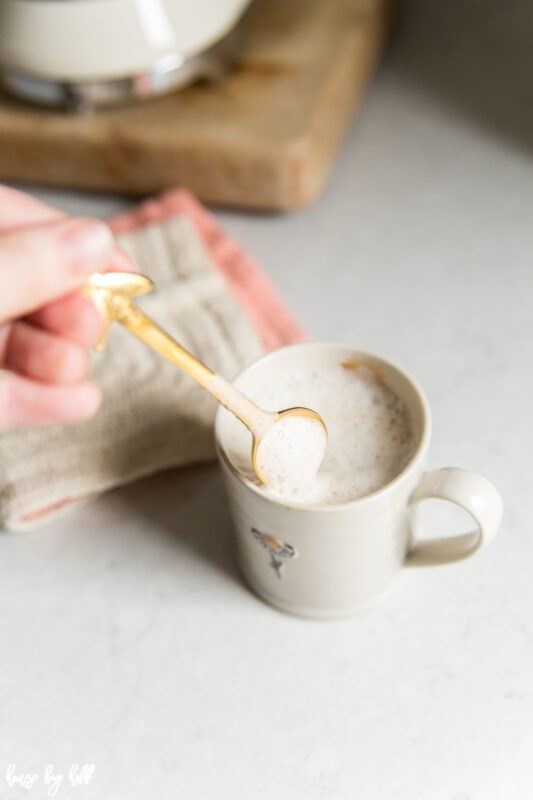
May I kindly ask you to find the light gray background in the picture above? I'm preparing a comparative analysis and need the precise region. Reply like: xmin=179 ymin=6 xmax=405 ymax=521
xmin=1 ymin=1 xmax=531 ymax=798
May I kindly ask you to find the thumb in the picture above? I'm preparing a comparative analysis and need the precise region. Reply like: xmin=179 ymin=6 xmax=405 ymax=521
xmin=0 ymin=217 xmax=113 ymax=322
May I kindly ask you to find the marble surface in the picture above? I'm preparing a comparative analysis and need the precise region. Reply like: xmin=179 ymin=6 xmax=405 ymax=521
xmin=1 ymin=1 xmax=532 ymax=797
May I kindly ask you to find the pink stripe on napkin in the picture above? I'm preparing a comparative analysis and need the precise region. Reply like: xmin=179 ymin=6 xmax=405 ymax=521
xmin=110 ymin=189 xmax=308 ymax=351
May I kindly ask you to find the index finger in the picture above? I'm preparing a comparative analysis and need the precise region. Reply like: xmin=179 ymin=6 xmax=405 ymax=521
xmin=26 ymin=247 xmax=138 ymax=345
xmin=0 ymin=216 xmax=114 ymax=322
xmin=0 ymin=184 xmax=63 ymax=232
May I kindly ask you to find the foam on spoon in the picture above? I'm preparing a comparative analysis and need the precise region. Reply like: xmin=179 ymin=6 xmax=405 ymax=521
xmin=209 ymin=372 xmax=327 ymax=493
xmin=255 ymin=414 xmax=328 ymax=494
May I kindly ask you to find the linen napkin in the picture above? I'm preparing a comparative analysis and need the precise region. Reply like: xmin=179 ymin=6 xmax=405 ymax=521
xmin=0 ymin=190 xmax=306 ymax=531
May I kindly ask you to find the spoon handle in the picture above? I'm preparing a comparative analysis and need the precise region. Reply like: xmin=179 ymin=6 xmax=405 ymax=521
xmin=115 ymin=295 xmax=214 ymax=389
xmin=114 ymin=296 xmax=273 ymax=434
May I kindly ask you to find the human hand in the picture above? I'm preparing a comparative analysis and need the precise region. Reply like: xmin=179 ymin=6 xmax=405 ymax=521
xmin=0 ymin=185 xmax=132 ymax=431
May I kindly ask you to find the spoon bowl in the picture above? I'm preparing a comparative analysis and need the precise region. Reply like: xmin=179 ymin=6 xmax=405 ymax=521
xmin=252 ymin=407 xmax=328 ymax=493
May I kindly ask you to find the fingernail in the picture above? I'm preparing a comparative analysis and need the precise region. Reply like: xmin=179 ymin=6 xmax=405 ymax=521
xmin=61 ymin=218 xmax=113 ymax=274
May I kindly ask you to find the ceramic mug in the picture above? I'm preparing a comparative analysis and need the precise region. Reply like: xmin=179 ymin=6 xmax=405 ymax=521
xmin=215 ymin=343 xmax=503 ymax=619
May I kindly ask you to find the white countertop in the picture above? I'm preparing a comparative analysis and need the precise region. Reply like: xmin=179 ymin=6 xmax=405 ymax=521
xmin=1 ymin=1 xmax=532 ymax=798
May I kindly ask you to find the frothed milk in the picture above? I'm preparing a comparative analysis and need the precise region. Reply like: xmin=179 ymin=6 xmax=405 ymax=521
xmin=225 ymin=361 xmax=415 ymax=505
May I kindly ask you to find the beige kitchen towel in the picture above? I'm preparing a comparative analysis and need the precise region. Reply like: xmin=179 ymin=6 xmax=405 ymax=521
xmin=0 ymin=190 xmax=307 ymax=530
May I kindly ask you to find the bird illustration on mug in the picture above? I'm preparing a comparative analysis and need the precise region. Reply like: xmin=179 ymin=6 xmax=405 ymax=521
xmin=251 ymin=527 xmax=297 ymax=578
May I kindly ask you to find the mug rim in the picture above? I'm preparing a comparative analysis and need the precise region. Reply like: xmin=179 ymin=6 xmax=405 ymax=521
xmin=215 ymin=342 xmax=432 ymax=512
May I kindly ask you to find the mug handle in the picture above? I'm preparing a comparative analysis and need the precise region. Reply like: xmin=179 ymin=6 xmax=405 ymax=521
xmin=405 ymin=468 xmax=503 ymax=567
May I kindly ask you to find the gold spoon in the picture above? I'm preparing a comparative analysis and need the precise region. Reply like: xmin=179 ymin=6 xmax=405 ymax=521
xmin=83 ymin=272 xmax=327 ymax=487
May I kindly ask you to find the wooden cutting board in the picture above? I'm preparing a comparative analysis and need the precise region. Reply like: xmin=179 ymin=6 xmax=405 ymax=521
xmin=0 ymin=0 xmax=394 ymax=210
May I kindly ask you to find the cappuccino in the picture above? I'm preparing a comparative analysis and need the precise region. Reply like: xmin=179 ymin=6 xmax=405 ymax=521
xmin=225 ymin=360 xmax=415 ymax=505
